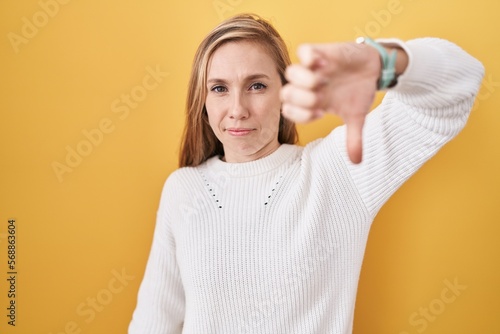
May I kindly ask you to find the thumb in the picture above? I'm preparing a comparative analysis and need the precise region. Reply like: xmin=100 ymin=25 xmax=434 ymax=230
xmin=345 ymin=116 xmax=365 ymax=164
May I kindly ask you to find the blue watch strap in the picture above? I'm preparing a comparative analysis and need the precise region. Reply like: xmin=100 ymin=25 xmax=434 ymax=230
xmin=356 ymin=37 xmax=397 ymax=90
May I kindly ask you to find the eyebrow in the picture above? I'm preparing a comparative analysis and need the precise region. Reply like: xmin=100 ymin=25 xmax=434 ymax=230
xmin=207 ymin=73 xmax=271 ymax=85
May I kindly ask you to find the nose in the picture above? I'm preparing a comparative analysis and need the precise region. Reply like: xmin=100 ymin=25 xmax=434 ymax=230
xmin=229 ymin=92 xmax=249 ymax=120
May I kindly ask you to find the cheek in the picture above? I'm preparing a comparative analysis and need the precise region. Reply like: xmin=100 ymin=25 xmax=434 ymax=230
xmin=206 ymin=112 xmax=221 ymax=135
xmin=253 ymin=100 xmax=281 ymax=140
xmin=260 ymin=97 xmax=282 ymax=127
xmin=205 ymin=99 xmax=222 ymax=132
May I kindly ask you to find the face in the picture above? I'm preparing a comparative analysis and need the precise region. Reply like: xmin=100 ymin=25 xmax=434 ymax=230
xmin=205 ymin=41 xmax=282 ymax=163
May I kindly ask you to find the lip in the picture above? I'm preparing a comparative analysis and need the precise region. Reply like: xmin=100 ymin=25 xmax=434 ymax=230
xmin=226 ymin=128 xmax=255 ymax=136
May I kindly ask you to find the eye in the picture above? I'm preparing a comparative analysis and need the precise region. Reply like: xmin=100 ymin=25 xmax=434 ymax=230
xmin=211 ymin=85 xmax=227 ymax=93
xmin=250 ymin=82 xmax=267 ymax=91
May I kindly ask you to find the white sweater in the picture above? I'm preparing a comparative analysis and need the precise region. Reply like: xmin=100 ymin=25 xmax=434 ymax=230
xmin=129 ymin=38 xmax=484 ymax=334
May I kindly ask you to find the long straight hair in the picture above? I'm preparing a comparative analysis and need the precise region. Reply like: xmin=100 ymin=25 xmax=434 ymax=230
xmin=179 ymin=14 xmax=298 ymax=167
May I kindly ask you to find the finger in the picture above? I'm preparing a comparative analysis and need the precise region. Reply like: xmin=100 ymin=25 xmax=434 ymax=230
xmin=345 ymin=116 xmax=365 ymax=164
xmin=297 ymin=44 xmax=328 ymax=69
xmin=285 ymin=65 xmax=323 ymax=89
xmin=282 ymin=104 xmax=322 ymax=124
xmin=280 ymin=84 xmax=319 ymax=109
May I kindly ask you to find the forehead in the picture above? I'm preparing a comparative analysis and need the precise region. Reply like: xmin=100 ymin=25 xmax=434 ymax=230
xmin=207 ymin=41 xmax=279 ymax=79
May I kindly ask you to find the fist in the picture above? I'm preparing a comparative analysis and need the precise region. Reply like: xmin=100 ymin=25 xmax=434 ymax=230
xmin=280 ymin=42 xmax=381 ymax=163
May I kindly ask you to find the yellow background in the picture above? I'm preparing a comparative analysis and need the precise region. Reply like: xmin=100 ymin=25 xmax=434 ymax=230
xmin=1 ymin=0 xmax=499 ymax=333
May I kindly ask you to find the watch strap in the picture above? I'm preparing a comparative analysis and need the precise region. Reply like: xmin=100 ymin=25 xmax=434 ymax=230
xmin=356 ymin=37 xmax=397 ymax=90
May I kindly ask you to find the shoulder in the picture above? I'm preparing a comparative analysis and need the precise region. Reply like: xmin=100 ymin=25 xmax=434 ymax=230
xmin=301 ymin=126 xmax=346 ymax=161
xmin=160 ymin=156 xmax=225 ymax=196
xmin=158 ymin=166 xmax=202 ymax=206
xmin=164 ymin=166 xmax=198 ymax=188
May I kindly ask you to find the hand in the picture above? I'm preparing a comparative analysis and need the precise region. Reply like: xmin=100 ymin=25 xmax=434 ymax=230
xmin=280 ymin=42 xmax=382 ymax=164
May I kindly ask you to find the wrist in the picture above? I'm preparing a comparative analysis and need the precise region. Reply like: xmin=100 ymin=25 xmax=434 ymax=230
xmin=357 ymin=37 xmax=400 ymax=90
xmin=379 ymin=46 xmax=408 ymax=88
xmin=383 ymin=46 xmax=409 ymax=76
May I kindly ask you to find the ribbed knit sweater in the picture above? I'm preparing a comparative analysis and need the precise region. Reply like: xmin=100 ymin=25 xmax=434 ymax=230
xmin=129 ymin=38 xmax=484 ymax=334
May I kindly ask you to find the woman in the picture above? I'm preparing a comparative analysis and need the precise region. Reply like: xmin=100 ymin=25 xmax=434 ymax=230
xmin=129 ymin=14 xmax=483 ymax=334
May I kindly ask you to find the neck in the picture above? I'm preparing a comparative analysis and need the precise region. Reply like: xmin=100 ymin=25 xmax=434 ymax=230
xmin=223 ymin=140 xmax=281 ymax=163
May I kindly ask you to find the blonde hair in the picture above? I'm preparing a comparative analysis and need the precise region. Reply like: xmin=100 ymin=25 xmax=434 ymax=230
xmin=179 ymin=13 xmax=298 ymax=167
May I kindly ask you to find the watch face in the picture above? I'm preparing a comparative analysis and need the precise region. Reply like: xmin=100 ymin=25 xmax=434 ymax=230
xmin=356 ymin=36 xmax=367 ymax=44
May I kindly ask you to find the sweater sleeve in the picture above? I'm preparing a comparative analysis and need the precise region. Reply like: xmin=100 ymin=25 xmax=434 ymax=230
xmin=129 ymin=177 xmax=185 ymax=333
xmin=330 ymin=37 xmax=484 ymax=217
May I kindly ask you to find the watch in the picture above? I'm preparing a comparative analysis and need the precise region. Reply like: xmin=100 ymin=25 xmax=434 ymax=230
xmin=356 ymin=37 xmax=398 ymax=90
